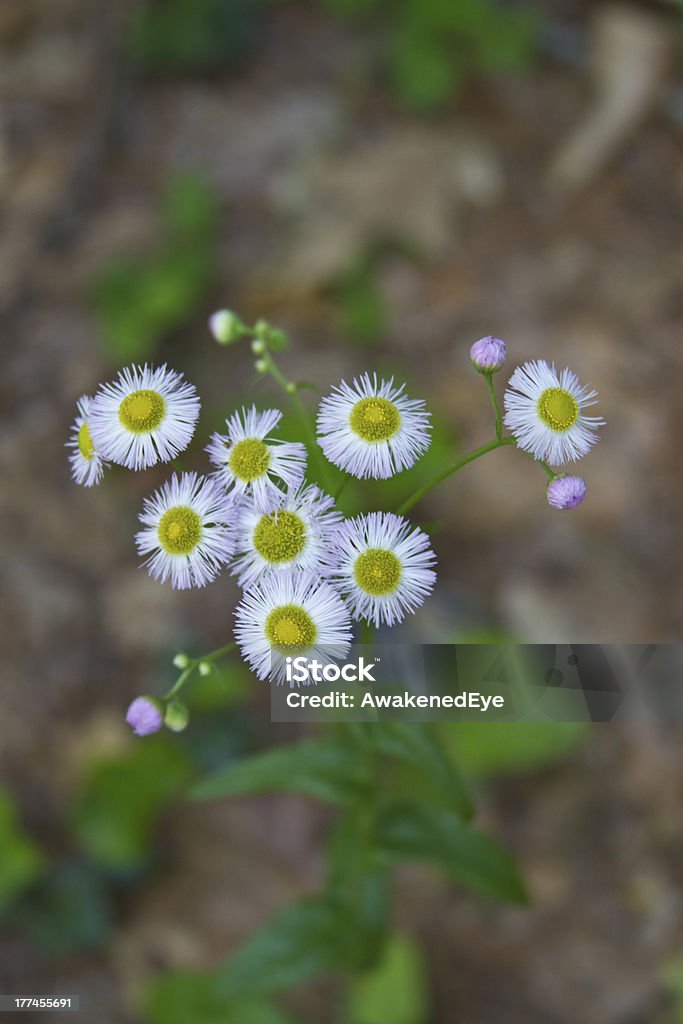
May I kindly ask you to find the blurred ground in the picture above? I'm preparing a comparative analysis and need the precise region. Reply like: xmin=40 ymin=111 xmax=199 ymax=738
xmin=1 ymin=1 xmax=682 ymax=1022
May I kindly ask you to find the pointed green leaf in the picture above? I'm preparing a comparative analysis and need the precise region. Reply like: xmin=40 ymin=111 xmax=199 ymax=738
xmin=192 ymin=738 xmax=370 ymax=805
xmin=348 ymin=932 xmax=429 ymax=1024
xmin=144 ymin=969 xmax=300 ymax=1024
xmin=365 ymin=723 xmax=473 ymax=820
xmin=326 ymin=804 xmax=390 ymax=970
xmin=215 ymin=897 xmax=343 ymax=998
xmin=377 ymin=801 xmax=528 ymax=904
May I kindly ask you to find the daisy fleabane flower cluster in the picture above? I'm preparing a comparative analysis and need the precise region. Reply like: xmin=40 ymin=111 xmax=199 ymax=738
xmin=70 ymin=317 xmax=605 ymax=711
xmin=67 ymin=354 xmax=437 ymax=687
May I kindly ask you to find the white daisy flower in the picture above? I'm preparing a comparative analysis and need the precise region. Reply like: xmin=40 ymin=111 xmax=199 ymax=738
xmin=234 ymin=572 xmax=352 ymax=684
xmin=66 ymin=395 xmax=107 ymax=486
xmin=328 ymin=512 xmax=436 ymax=628
xmin=206 ymin=405 xmax=306 ymax=499
xmin=232 ymin=482 xmax=342 ymax=590
xmin=503 ymin=360 xmax=604 ymax=466
xmin=88 ymin=364 xmax=200 ymax=471
xmin=316 ymin=373 xmax=431 ymax=480
xmin=136 ymin=472 xmax=236 ymax=589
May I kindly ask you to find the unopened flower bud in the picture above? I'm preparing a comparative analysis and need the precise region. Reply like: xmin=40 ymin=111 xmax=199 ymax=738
xmin=126 ymin=696 xmax=163 ymax=737
xmin=255 ymin=358 xmax=269 ymax=374
xmin=198 ymin=661 xmax=211 ymax=676
xmin=251 ymin=339 xmax=266 ymax=355
xmin=267 ymin=328 xmax=288 ymax=351
xmin=546 ymin=475 xmax=586 ymax=510
xmin=285 ymin=381 xmax=297 ymax=394
xmin=164 ymin=699 xmax=189 ymax=733
xmin=173 ymin=652 xmax=190 ymax=670
xmin=469 ymin=336 xmax=506 ymax=374
xmin=209 ymin=309 xmax=244 ymax=345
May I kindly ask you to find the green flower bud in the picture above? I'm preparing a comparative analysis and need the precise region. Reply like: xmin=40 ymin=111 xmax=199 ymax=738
xmin=209 ymin=310 xmax=245 ymax=345
xmin=255 ymin=358 xmax=269 ymax=374
xmin=198 ymin=661 xmax=211 ymax=677
xmin=164 ymin=699 xmax=189 ymax=733
xmin=172 ymin=652 xmax=190 ymax=670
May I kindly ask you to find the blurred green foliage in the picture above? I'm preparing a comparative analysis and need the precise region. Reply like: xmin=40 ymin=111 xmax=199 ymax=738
xmin=19 ymin=862 xmax=112 ymax=956
xmin=91 ymin=175 xmax=219 ymax=363
xmin=322 ymin=0 xmax=540 ymax=109
xmin=440 ymin=640 xmax=588 ymax=776
xmin=0 ymin=788 xmax=44 ymax=911
xmin=445 ymin=721 xmax=587 ymax=777
xmin=0 ymin=689 xmax=247 ymax=960
xmin=71 ymin=736 xmax=191 ymax=871
xmin=347 ymin=932 xmax=429 ymax=1024
xmin=125 ymin=0 xmax=538 ymax=111
xmin=336 ymin=255 xmax=389 ymax=348
xmin=145 ymin=934 xmax=430 ymax=1024
xmin=127 ymin=0 xmax=270 ymax=72
xmin=662 ymin=959 xmax=683 ymax=1021
xmin=158 ymin=719 xmax=527 ymax=1023
xmin=144 ymin=969 xmax=302 ymax=1024
xmin=193 ymin=734 xmax=372 ymax=804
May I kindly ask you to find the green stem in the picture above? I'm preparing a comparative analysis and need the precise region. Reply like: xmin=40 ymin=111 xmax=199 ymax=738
xmin=533 ymin=457 xmax=556 ymax=480
xmin=199 ymin=641 xmax=237 ymax=664
xmin=265 ymin=352 xmax=335 ymax=491
xmin=359 ymin=620 xmax=375 ymax=646
xmin=164 ymin=643 xmax=237 ymax=701
xmin=397 ymin=436 xmax=516 ymax=516
xmin=164 ymin=666 xmax=193 ymax=701
xmin=485 ymin=374 xmax=503 ymax=441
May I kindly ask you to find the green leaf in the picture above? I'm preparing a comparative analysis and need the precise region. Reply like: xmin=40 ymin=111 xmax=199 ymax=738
xmin=162 ymin=174 xmax=219 ymax=241
xmin=0 ymin=788 xmax=44 ymax=910
xmin=348 ymin=933 xmax=429 ymax=1024
xmin=337 ymin=257 xmax=387 ymax=347
xmin=390 ymin=28 xmax=461 ymax=111
xmin=144 ymin=969 xmax=300 ymax=1024
xmin=92 ymin=245 xmax=215 ymax=362
xmin=216 ymin=897 xmax=343 ymax=998
xmin=377 ymin=801 xmax=528 ymax=904
xmin=326 ymin=804 xmax=390 ymax=970
xmin=71 ymin=738 xmax=191 ymax=871
xmin=91 ymin=176 xmax=217 ymax=362
xmin=192 ymin=737 xmax=370 ymax=805
xmin=364 ymin=722 xmax=473 ymax=820
xmin=444 ymin=721 xmax=587 ymax=778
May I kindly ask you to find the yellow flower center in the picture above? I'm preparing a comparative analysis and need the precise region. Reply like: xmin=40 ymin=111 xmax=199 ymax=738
xmin=264 ymin=604 xmax=317 ymax=651
xmin=537 ymin=387 xmax=579 ymax=432
xmin=77 ymin=421 xmax=93 ymax=460
xmin=157 ymin=505 xmax=201 ymax=555
xmin=349 ymin=397 xmax=401 ymax=443
xmin=229 ymin=438 xmax=271 ymax=482
xmin=253 ymin=511 xmax=306 ymax=564
xmin=118 ymin=389 xmax=166 ymax=432
xmin=354 ymin=548 xmax=402 ymax=596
